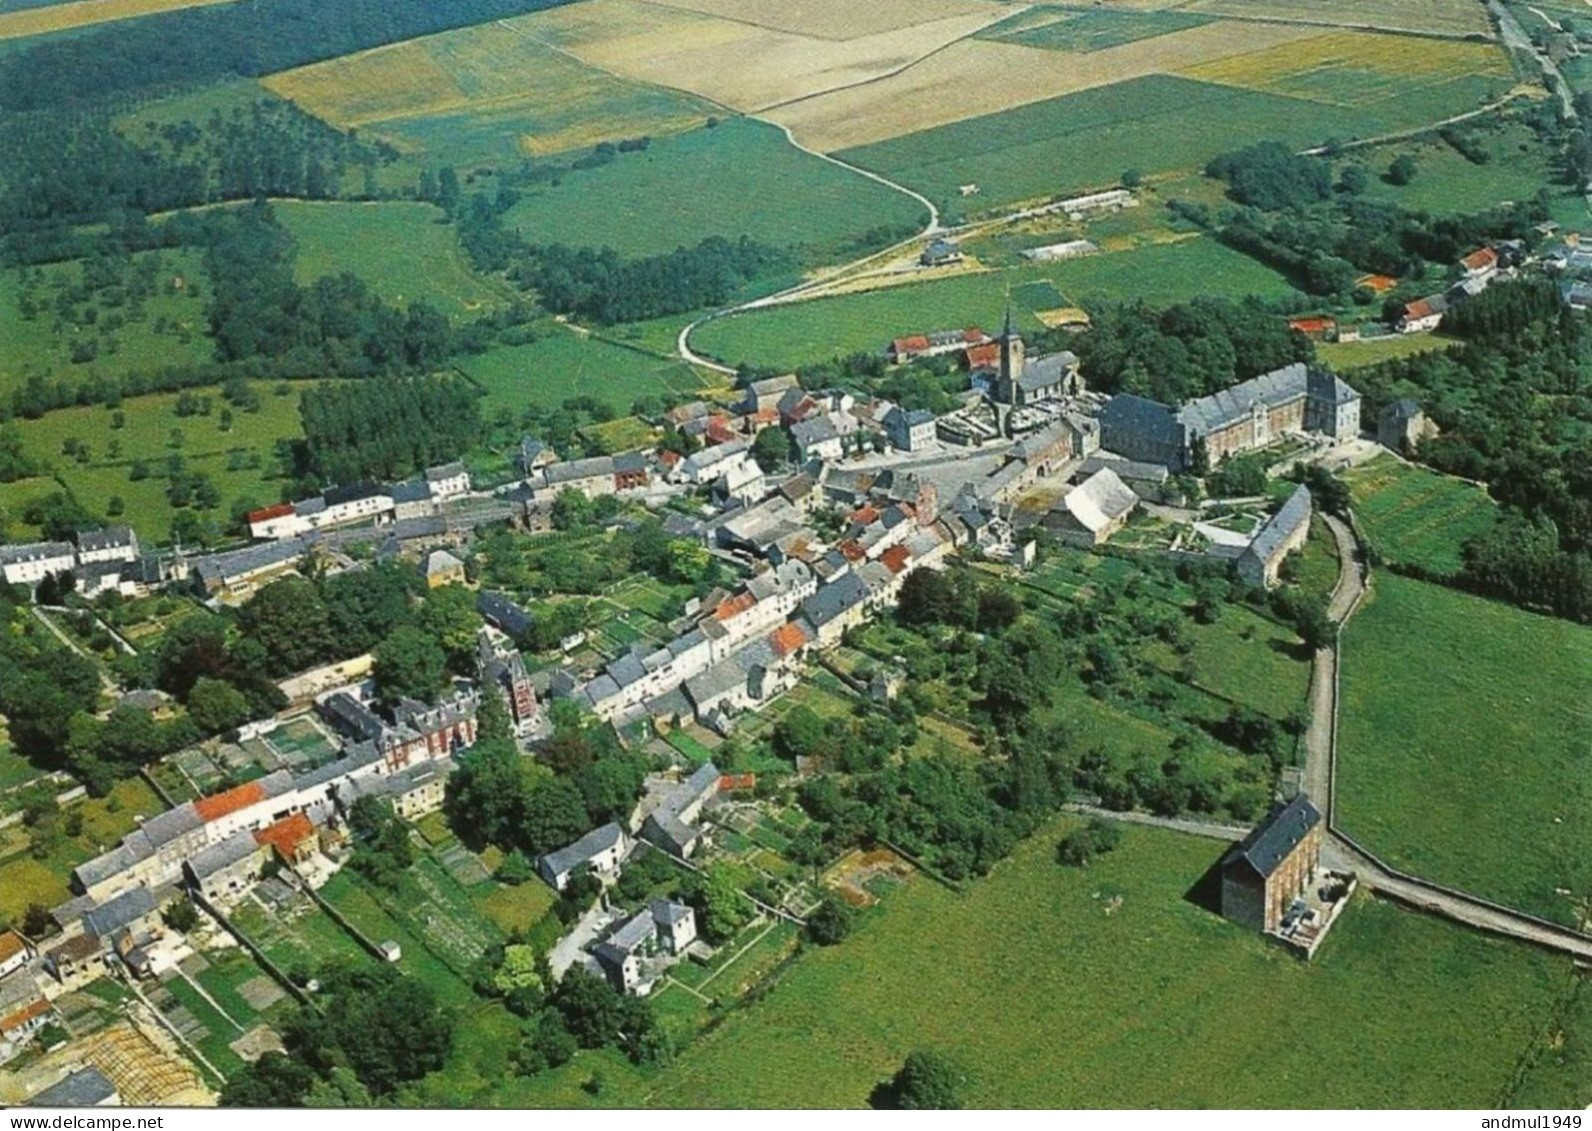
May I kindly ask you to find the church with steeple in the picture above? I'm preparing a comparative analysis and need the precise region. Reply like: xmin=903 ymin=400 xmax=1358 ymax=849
xmin=984 ymin=305 xmax=1077 ymax=409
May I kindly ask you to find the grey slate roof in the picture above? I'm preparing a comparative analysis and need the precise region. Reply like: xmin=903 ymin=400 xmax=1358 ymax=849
xmin=800 ymin=571 xmax=869 ymax=628
xmin=1246 ymin=484 xmax=1312 ymax=565
xmin=651 ymin=899 xmax=692 ymax=926
xmin=0 ymin=541 xmax=74 ymax=566
xmin=390 ymin=479 xmax=431 ymax=504
xmin=1177 ymin=363 xmax=1311 ymax=435
xmin=1077 ymin=456 xmax=1170 ymax=484
xmin=539 ymin=822 xmax=626 ymax=879
xmin=28 ymin=1067 xmax=118 ymax=1108
xmin=791 ymin=416 xmax=840 ymax=448
xmin=81 ymin=886 xmax=157 ymax=938
xmin=684 ymin=656 xmax=748 ymax=708
xmin=1018 ymin=350 xmax=1076 ymax=394
xmin=478 ymin=590 xmax=533 ymax=638
xmin=186 ymin=830 xmax=261 ymax=880
xmin=76 ymin=526 xmax=135 ymax=553
xmin=425 ymin=461 xmax=467 ymax=482
xmin=1225 ymin=795 xmax=1321 ymax=879
xmin=141 ymin=804 xmax=203 ymax=848
xmin=1099 ymin=393 xmax=1183 ymax=445
xmin=193 ymin=537 xmax=309 ymax=587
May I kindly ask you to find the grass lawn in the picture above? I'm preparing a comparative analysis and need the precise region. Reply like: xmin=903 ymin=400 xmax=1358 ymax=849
xmin=503 ymin=119 xmax=926 ymax=260
xmin=1344 ymin=456 xmax=1497 ymax=577
xmin=455 ymin=331 xmax=708 ymax=417
xmin=692 ymin=237 xmax=1294 ymax=371
xmin=0 ymin=248 xmax=215 ymax=401
xmin=1146 ymin=605 xmax=1311 ymax=721
xmin=475 ymin=880 xmax=557 ymax=935
xmin=504 ymin=819 xmax=1588 ymax=1107
xmin=318 ymin=871 xmax=478 ymax=1007
xmin=5 ymin=380 xmax=309 ymax=542
xmin=1340 ymin=120 xmax=1574 ymax=217
xmin=1338 ymin=575 xmax=1592 ymax=926
xmin=274 ymin=200 xmax=515 ymax=322
xmin=1317 ymin=334 xmax=1455 ymax=370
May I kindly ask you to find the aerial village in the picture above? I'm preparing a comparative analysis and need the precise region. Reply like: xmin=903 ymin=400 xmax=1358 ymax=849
xmin=0 ymin=220 xmax=1573 ymax=1106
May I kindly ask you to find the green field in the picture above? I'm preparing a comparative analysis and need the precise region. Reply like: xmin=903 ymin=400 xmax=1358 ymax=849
xmin=498 ymin=819 xmax=1588 ymax=1107
xmin=275 ymin=200 xmax=515 ymax=321
xmin=0 ymin=380 xmax=309 ymax=542
xmin=1317 ymin=334 xmax=1454 ymax=370
xmin=0 ymin=777 xmax=162 ymax=921
xmin=456 ymin=331 xmax=710 ymax=416
xmin=0 ymin=248 xmax=215 ymax=400
xmin=503 ymin=119 xmax=926 ymax=260
xmin=1341 ymin=121 xmax=1575 ymax=217
xmin=1339 ymin=575 xmax=1592 ymax=926
xmin=838 ymin=75 xmax=1440 ymax=217
xmin=1345 ymin=456 xmax=1497 ymax=576
xmin=980 ymin=6 xmax=1215 ymax=51
xmin=692 ymin=237 xmax=1294 ymax=370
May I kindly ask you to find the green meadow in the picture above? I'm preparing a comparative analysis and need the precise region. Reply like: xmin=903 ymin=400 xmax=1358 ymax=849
xmin=1338 ymin=575 xmax=1592 ymax=926
xmin=455 ymin=331 xmax=711 ymax=416
xmin=1344 ymin=456 xmax=1497 ymax=577
xmin=493 ymin=819 xmax=1589 ymax=1107
xmin=504 ymin=119 xmax=926 ymax=260
xmin=691 ymin=237 xmax=1295 ymax=370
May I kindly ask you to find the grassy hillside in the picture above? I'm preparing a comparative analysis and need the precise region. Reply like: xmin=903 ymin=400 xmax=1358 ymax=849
xmin=503 ymin=119 xmax=927 ymax=260
xmin=691 ymin=236 xmax=1295 ymax=370
xmin=1339 ymin=575 xmax=1592 ymax=926
xmin=275 ymin=199 xmax=515 ymax=321
xmin=490 ymin=820 xmax=1587 ymax=1107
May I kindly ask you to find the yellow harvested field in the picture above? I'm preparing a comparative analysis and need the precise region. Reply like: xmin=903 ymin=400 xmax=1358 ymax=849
xmin=1179 ymin=30 xmax=1511 ymax=105
xmin=1182 ymin=0 xmax=1492 ymax=37
xmin=525 ymin=0 xmax=1015 ymax=111
xmin=766 ymin=19 xmax=1328 ymax=150
xmin=641 ymin=0 xmax=1007 ymax=40
xmin=264 ymin=17 xmax=713 ymax=154
xmin=0 ymin=0 xmax=233 ymax=40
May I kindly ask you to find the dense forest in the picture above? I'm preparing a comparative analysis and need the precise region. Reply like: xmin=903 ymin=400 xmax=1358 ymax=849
xmin=0 ymin=96 xmax=394 ymax=262
xmin=298 ymin=375 xmax=482 ymax=484
xmin=0 ymin=0 xmax=577 ymax=111
xmin=1070 ymin=297 xmax=1313 ymax=404
xmin=456 ymin=190 xmax=790 ymax=324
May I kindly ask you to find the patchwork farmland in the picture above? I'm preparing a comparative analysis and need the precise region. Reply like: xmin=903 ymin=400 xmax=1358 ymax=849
xmin=0 ymin=0 xmax=234 ymax=41
xmin=264 ymin=17 xmax=716 ymax=164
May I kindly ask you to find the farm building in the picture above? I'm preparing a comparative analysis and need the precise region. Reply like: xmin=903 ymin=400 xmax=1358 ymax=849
xmin=920 ymin=238 xmax=963 ymax=267
xmin=1377 ymin=399 xmax=1436 ymax=455
xmin=1055 ymin=468 xmax=1138 ymax=546
xmin=1237 ymin=485 xmax=1312 ymax=590
xmin=1220 ymin=796 xmax=1323 ymax=934
xmin=538 ymin=823 xmax=629 ymax=892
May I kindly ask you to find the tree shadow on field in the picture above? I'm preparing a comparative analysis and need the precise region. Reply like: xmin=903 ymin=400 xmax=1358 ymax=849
xmin=1268 ymin=637 xmax=1314 ymax=663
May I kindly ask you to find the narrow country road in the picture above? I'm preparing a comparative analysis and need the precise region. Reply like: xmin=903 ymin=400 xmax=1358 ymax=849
xmin=1300 ymin=512 xmax=1592 ymax=962
xmin=1491 ymin=0 xmax=1577 ymax=119
xmin=1300 ymin=513 xmax=1365 ymax=808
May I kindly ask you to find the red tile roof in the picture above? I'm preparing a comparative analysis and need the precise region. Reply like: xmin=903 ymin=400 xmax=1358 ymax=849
xmin=839 ymin=540 xmax=866 ymax=562
xmin=1460 ymin=247 xmax=1498 ymax=272
xmin=964 ymin=342 xmax=999 ymax=369
xmin=769 ymin=622 xmax=808 ymax=658
xmin=0 ymin=998 xmax=50 ymax=1036
xmin=719 ymin=772 xmax=757 ymax=792
xmin=1355 ymin=273 xmax=1398 ymax=294
xmin=892 ymin=335 xmax=930 ymax=354
xmin=254 ymin=813 xmax=316 ymax=859
xmin=1288 ymin=317 xmax=1335 ymax=335
xmin=1403 ymin=298 xmax=1437 ymax=321
xmin=850 ymin=504 xmax=880 ymax=525
xmin=194 ymin=780 xmax=266 ymax=823
xmin=879 ymin=545 xmax=911 ymax=575
xmin=712 ymin=591 xmax=757 ymax=622
xmin=962 ymin=327 xmax=989 ymax=343
xmin=0 ymin=931 xmax=26 ymax=965
xmin=659 ymin=450 xmax=681 ymax=469
xmin=705 ymin=416 xmax=737 ymax=445
xmin=247 ymin=503 xmax=294 ymax=523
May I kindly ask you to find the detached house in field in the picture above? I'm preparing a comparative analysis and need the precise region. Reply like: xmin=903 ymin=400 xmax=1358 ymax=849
xmin=1220 ymin=796 xmax=1326 ymax=934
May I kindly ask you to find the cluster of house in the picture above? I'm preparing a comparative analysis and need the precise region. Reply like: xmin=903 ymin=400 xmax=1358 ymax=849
xmin=1395 ymin=241 xmax=1522 ymax=333
xmin=537 ymin=762 xmax=727 ymax=994
xmin=245 ymin=462 xmax=471 ymax=540
xmin=0 ymin=525 xmax=142 ymax=595
xmin=16 ymin=683 xmax=487 ymax=999
xmin=1541 ymin=229 xmax=1592 ymax=310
